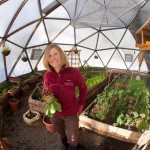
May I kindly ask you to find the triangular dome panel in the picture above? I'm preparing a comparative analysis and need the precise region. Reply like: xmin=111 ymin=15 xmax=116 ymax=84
xmin=97 ymin=33 xmax=116 ymax=49
xmin=76 ymin=28 xmax=96 ymax=43
xmin=78 ymin=46 xmax=94 ymax=66
xmin=13 ymin=59 xmax=32 ymax=77
xmin=5 ymin=44 xmax=23 ymax=76
xmin=119 ymin=30 xmax=137 ymax=49
xmin=79 ymin=33 xmax=98 ymax=50
xmin=9 ymin=0 xmax=41 ymax=34
xmin=0 ymin=0 xmax=23 ymax=37
xmin=97 ymin=49 xmax=115 ymax=66
xmin=28 ymin=22 xmax=48 ymax=47
xmin=47 ymin=6 xmax=70 ymax=19
xmin=88 ymin=52 xmax=104 ymax=67
xmin=45 ymin=19 xmax=70 ymax=42
xmin=118 ymin=48 xmax=137 ymax=69
xmin=8 ymin=22 xmax=38 ymax=47
xmin=102 ymin=28 xmax=126 ymax=46
xmin=107 ymin=49 xmax=127 ymax=69
xmin=53 ymin=25 xmax=75 ymax=44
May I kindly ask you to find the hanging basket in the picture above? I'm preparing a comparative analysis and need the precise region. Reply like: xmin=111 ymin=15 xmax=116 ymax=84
xmin=1 ymin=50 xmax=11 ymax=56
xmin=22 ymin=57 xmax=28 ymax=62
xmin=94 ymin=55 xmax=98 ymax=59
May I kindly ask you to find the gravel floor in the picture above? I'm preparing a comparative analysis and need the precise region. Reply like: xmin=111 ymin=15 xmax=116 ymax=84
xmin=2 ymin=91 xmax=62 ymax=150
xmin=2 ymin=87 xmax=135 ymax=150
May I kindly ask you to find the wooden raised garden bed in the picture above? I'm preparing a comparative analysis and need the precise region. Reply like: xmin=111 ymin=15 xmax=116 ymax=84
xmin=8 ymin=86 xmax=20 ymax=97
xmin=79 ymin=100 xmax=142 ymax=143
xmin=9 ymin=76 xmax=22 ymax=83
xmin=83 ymin=73 xmax=114 ymax=109
xmin=79 ymin=73 xmax=150 ymax=143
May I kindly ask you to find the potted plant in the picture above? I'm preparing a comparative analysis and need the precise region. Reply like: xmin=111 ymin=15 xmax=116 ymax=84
xmin=1 ymin=46 xmax=11 ymax=56
xmin=22 ymin=55 xmax=28 ymax=62
xmin=42 ymin=89 xmax=62 ymax=132
xmin=43 ymin=115 xmax=55 ymax=132
xmin=23 ymin=109 xmax=41 ymax=125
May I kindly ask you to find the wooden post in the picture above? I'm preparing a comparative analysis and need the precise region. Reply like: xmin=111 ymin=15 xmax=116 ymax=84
xmin=3 ymin=55 xmax=8 ymax=80
xmin=138 ymin=50 xmax=145 ymax=76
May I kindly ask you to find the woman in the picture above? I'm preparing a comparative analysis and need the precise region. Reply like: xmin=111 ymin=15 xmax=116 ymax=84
xmin=43 ymin=44 xmax=87 ymax=150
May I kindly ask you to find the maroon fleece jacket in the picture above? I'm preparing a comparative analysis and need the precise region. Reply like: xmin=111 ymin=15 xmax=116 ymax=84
xmin=43 ymin=67 xmax=87 ymax=116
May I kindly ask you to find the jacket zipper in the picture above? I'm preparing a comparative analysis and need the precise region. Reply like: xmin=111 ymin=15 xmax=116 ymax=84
xmin=58 ymin=73 xmax=61 ymax=101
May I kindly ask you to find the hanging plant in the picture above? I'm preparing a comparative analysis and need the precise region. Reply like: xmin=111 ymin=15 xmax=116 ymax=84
xmin=72 ymin=49 xmax=80 ymax=54
xmin=22 ymin=55 xmax=28 ymax=62
xmin=94 ymin=55 xmax=98 ymax=59
xmin=1 ymin=46 xmax=11 ymax=56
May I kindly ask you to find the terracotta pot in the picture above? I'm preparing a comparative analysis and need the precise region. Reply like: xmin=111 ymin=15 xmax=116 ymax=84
xmin=8 ymin=99 xmax=19 ymax=112
xmin=43 ymin=115 xmax=55 ymax=133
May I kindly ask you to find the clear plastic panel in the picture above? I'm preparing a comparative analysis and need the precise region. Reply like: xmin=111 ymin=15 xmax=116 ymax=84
xmin=9 ymin=0 xmax=41 ymax=34
xmin=53 ymin=25 xmax=74 ymax=44
xmin=12 ymin=58 xmax=32 ymax=77
xmin=102 ymin=29 xmax=126 ymax=46
xmin=97 ymin=49 xmax=115 ymax=66
xmin=79 ymin=33 xmax=98 ymax=50
xmin=28 ymin=22 xmax=48 ymax=47
xmin=8 ymin=22 xmax=38 ymax=47
xmin=119 ymin=29 xmax=137 ymax=49
xmin=107 ymin=49 xmax=127 ymax=70
xmin=45 ymin=19 xmax=70 ymax=42
xmin=76 ymin=28 xmax=96 ymax=43
xmin=0 ymin=0 xmax=22 ymax=36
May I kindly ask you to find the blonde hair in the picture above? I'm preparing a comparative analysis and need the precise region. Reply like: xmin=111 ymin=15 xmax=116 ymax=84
xmin=43 ymin=44 xmax=70 ymax=71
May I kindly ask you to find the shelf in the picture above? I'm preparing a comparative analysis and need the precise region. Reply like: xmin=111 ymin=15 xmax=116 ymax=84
xmin=136 ymin=43 xmax=150 ymax=50
xmin=135 ymin=18 xmax=150 ymax=48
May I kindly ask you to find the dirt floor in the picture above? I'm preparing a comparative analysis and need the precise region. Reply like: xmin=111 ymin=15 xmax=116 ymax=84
xmin=1 ymin=88 xmax=136 ymax=150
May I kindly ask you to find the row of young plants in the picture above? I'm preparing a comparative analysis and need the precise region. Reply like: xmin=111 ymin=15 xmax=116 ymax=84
xmin=88 ymin=73 xmax=150 ymax=132
xmin=0 ymin=73 xmax=43 ymax=99
xmin=0 ymin=81 xmax=18 ymax=97
xmin=76 ymin=72 xmax=108 ymax=96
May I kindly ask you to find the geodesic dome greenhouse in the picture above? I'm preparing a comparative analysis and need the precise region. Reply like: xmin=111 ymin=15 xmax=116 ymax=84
xmin=1 ymin=1 xmax=150 ymax=149
xmin=0 ymin=0 xmax=150 ymax=83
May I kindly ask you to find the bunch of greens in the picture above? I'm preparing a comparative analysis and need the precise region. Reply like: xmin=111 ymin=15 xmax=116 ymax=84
xmin=42 ymin=89 xmax=62 ymax=117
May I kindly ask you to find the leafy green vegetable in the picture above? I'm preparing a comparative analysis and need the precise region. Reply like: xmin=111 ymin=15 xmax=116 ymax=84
xmin=45 ymin=97 xmax=62 ymax=117
xmin=43 ymin=89 xmax=62 ymax=117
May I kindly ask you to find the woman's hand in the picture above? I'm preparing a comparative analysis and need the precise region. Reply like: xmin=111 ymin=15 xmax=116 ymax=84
xmin=43 ymin=94 xmax=54 ymax=104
